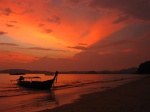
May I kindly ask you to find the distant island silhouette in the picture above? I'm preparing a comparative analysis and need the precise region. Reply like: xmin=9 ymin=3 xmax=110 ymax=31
xmin=0 ymin=68 xmax=138 ymax=74
xmin=0 ymin=60 xmax=149 ymax=74
xmin=0 ymin=69 xmax=53 ymax=75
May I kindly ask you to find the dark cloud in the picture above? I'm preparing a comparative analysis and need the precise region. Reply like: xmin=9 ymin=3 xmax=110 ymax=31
xmin=3 ymin=8 xmax=12 ymax=16
xmin=68 ymin=45 xmax=87 ymax=50
xmin=54 ymin=49 xmax=67 ymax=52
xmin=28 ymin=47 xmax=52 ymax=51
xmin=0 ymin=31 xmax=7 ymax=35
xmin=88 ymin=40 xmax=134 ymax=53
xmin=0 ymin=42 xmax=18 ymax=46
xmin=68 ymin=42 xmax=88 ymax=50
xmin=89 ymin=0 xmax=150 ymax=20
xmin=68 ymin=40 xmax=133 ymax=51
xmin=27 ymin=47 xmax=66 ymax=52
xmin=113 ymin=15 xmax=129 ymax=24
xmin=38 ymin=23 xmax=45 ymax=27
xmin=44 ymin=29 xmax=53 ymax=33
xmin=10 ymin=21 xmax=17 ymax=23
xmin=97 ymin=40 xmax=133 ymax=48
xmin=45 ymin=16 xmax=61 ymax=24
xmin=6 ymin=24 xmax=15 ymax=27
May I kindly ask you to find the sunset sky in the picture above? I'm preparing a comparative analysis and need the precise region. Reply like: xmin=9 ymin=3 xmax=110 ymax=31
xmin=0 ymin=0 xmax=150 ymax=71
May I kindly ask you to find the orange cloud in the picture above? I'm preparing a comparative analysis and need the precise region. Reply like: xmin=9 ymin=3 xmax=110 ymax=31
xmin=0 ymin=51 xmax=39 ymax=64
xmin=122 ymin=49 xmax=132 ymax=53
xmin=99 ymin=51 xmax=110 ymax=55
xmin=0 ymin=0 xmax=132 ymax=58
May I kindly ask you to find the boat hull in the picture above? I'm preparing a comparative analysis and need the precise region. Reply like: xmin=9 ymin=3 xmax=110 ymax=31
xmin=18 ymin=80 xmax=54 ymax=90
xmin=18 ymin=71 xmax=58 ymax=90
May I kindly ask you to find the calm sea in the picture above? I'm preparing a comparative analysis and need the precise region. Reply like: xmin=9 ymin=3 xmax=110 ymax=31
xmin=0 ymin=73 xmax=143 ymax=112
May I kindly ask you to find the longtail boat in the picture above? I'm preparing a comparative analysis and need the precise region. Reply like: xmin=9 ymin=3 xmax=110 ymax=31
xmin=18 ymin=71 xmax=58 ymax=90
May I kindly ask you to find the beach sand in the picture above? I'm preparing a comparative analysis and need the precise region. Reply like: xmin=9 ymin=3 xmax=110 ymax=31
xmin=40 ymin=75 xmax=150 ymax=112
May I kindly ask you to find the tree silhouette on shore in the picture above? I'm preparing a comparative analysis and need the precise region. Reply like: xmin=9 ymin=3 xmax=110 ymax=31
xmin=137 ymin=61 xmax=150 ymax=74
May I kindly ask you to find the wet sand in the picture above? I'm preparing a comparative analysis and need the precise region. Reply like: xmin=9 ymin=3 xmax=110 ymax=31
xmin=40 ymin=75 xmax=150 ymax=112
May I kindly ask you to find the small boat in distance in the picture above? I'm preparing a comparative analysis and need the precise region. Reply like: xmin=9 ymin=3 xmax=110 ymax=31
xmin=9 ymin=73 xmax=26 ymax=75
xmin=18 ymin=71 xmax=59 ymax=90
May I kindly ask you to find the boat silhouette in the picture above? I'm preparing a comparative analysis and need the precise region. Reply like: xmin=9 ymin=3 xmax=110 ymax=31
xmin=18 ymin=71 xmax=58 ymax=90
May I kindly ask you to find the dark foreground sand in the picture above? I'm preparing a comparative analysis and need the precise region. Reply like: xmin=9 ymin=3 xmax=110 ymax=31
xmin=40 ymin=76 xmax=150 ymax=112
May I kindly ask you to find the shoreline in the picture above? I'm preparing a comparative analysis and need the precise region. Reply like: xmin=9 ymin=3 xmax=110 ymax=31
xmin=40 ymin=75 xmax=150 ymax=112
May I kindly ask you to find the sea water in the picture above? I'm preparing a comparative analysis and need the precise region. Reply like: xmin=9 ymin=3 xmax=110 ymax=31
xmin=0 ymin=73 xmax=144 ymax=112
